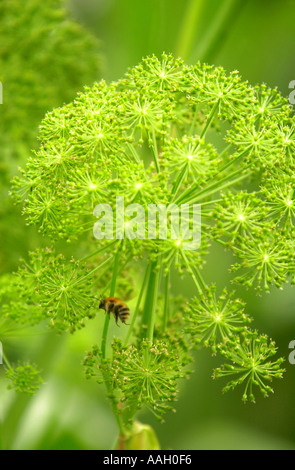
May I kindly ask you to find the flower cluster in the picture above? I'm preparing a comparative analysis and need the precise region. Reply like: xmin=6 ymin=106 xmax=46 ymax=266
xmin=185 ymin=286 xmax=251 ymax=352
xmin=5 ymin=362 xmax=43 ymax=394
xmin=8 ymin=53 xmax=291 ymax=417
xmin=184 ymin=286 xmax=285 ymax=401
xmin=213 ymin=331 xmax=285 ymax=403
xmin=231 ymin=233 xmax=291 ymax=292
xmin=84 ymin=336 xmax=191 ymax=424
xmin=1 ymin=248 xmax=105 ymax=333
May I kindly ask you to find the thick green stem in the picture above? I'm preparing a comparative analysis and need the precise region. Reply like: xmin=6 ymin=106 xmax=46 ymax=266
xmin=190 ymin=171 xmax=251 ymax=203
xmin=115 ymin=421 xmax=161 ymax=450
xmin=171 ymin=163 xmax=187 ymax=197
xmin=99 ymin=251 xmax=133 ymax=298
xmin=176 ymin=166 xmax=250 ymax=205
xmin=99 ymin=248 xmax=126 ymax=436
xmin=124 ymin=262 xmax=151 ymax=346
xmin=101 ymin=316 xmax=110 ymax=358
xmin=101 ymin=249 xmax=121 ymax=359
xmin=218 ymin=146 xmax=251 ymax=175
xmin=200 ymin=100 xmax=220 ymax=139
xmin=126 ymin=143 xmax=141 ymax=164
xmin=80 ymin=240 xmax=119 ymax=262
xmin=2 ymin=350 xmax=12 ymax=370
xmin=162 ymin=272 xmax=170 ymax=330
xmin=175 ymin=0 xmax=205 ymax=61
xmin=192 ymin=0 xmax=246 ymax=63
xmin=181 ymin=250 xmax=205 ymax=295
xmin=149 ymin=128 xmax=160 ymax=173
xmin=141 ymin=260 xmax=161 ymax=342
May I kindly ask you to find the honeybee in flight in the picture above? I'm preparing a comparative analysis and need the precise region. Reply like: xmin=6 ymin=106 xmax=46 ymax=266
xmin=99 ymin=297 xmax=130 ymax=326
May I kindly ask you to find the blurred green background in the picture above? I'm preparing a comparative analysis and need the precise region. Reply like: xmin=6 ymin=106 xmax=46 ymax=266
xmin=1 ymin=0 xmax=295 ymax=450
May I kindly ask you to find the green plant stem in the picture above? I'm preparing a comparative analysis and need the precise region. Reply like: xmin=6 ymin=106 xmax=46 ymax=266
xmin=80 ymin=240 xmax=119 ymax=262
xmin=192 ymin=0 xmax=246 ymax=63
xmin=181 ymin=250 xmax=204 ymax=294
xmin=149 ymin=128 xmax=160 ymax=172
xmin=188 ymin=171 xmax=251 ymax=203
xmin=197 ymin=198 xmax=222 ymax=207
xmin=126 ymin=143 xmax=141 ymax=164
xmin=162 ymin=271 xmax=170 ymax=330
xmin=219 ymin=143 xmax=232 ymax=160
xmin=171 ymin=164 xmax=187 ymax=196
xmin=103 ymin=371 xmax=125 ymax=437
xmin=2 ymin=350 xmax=12 ymax=370
xmin=218 ymin=146 xmax=251 ymax=174
xmin=99 ymin=251 xmax=133 ymax=298
xmin=101 ymin=249 xmax=121 ymax=359
xmin=175 ymin=0 xmax=205 ymax=61
xmin=175 ymin=166 xmax=250 ymax=205
xmin=73 ymin=256 xmax=112 ymax=286
xmin=200 ymin=100 xmax=220 ymax=139
xmin=124 ymin=262 xmax=151 ymax=346
xmin=141 ymin=260 xmax=161 ymax=342
xmin=99 ymin=248 xmax=126 ymax=436
xmin=188 ymin=105 xmax=201 ymax=136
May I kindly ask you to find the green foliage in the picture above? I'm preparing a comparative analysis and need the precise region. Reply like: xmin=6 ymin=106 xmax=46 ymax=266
xmin=0 ymin=0 xmax=101 ymax=164
xmin=0 ymin=0 xmax=101 ymax=273
xmin=6 ymin=52 xmax=293 ymax=437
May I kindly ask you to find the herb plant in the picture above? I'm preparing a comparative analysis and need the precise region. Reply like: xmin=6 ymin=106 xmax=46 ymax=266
xmin=4 ymin=52 xmax=292 ymax=448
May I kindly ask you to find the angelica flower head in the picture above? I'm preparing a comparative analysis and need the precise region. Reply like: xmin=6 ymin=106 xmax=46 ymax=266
xmin=213 ymin=331 xmax=285 ymax=403
xmin=185 ymin=286 xmax=252 ymax=352
xmin=84 ymin=337 xmax=191 ymax=423
xmin=2 ymin=248 xmax=103 ymax=332
xmin=8 ymin=53 xmax=292 ymax=410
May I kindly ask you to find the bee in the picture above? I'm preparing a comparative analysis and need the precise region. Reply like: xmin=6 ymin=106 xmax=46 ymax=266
xmin=99 ymin=297 xmax=130 ymax=326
